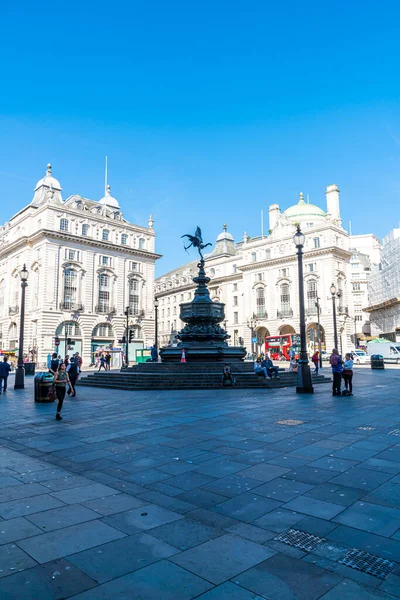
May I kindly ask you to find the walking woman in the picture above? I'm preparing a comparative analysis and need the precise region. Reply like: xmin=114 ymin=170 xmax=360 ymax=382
xmin=54 ymin=363 xmax=71 ymax=421
xmin=342 ymin=353 xmax=354 ymax=396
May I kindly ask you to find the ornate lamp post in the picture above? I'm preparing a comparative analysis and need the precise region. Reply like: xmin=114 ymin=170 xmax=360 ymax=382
xmin=247 ymin=317 xmax=256 ymax=357
xmin=293 ymin=226 xmax=314 ymax=394
xmin=330 ymin=283 xmax=339 ymax=350
xmin=315 ymin=296 xmax=323 ymax=368
xmin=154 ymin=298 xmax=159 ymax=350
xmin=14 ymin=265 xmax=29 ymax=389
xmin=124 ymin=306 xmax=130 ymax=367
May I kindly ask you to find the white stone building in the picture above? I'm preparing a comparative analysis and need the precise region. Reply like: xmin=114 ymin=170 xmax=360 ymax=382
xmin=0 ymin=164 xmax=160 ymax=366
xmin=156 ymin=184 xmax=357 ymax=357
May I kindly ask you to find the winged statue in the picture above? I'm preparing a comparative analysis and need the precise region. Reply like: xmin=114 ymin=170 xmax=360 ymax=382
xmin=181 ymin=226 xmax=212 ymax=260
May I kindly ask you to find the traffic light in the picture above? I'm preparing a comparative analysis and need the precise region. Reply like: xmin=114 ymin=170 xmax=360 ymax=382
xmin=129 ymin=329 xmax=134 ymax=343
xmin=238 ymin=337 xmax=244 ymax=346
xmin=67 ymin=338 xmax=72 ymax=345
xmin=119 ymin=336 xmax=126 ymax=344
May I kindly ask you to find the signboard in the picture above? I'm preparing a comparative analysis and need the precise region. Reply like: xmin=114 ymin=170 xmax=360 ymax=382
xmin=252 ymin=337 xmax=257 ymax=343
xmin=54 ymin=338 xmax=60 ymax=347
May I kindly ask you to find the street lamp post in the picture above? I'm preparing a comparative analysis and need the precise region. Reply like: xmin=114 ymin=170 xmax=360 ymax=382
xmin=247 ymin=317 xmax=256 ymax=358
xmin=154 ymin=298 xmax=159 ymax=350
xmin=293 ymin=226 xmax=314 ymax=394
xmin=315 ymin=297 xmax=323 ymax=368
xmin=124 ymin=306 xmax=129 ymax=367
xmin=14 ymin=264 xmax=29 ymax=389
xmin=330 ymin=283 xmax=339 ymax=350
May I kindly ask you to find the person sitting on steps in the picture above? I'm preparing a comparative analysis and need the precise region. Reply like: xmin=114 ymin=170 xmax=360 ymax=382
xmin=261 ymin=354 xmax=280 ymax=379
xmin=254 ymin=357 xmax=269 ymax=379
xmin=221 ymin=363 xmax=236 ymax=387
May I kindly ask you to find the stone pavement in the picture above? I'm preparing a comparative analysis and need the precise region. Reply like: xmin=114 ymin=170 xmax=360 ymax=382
xmin=0 ymin=367 xmax=399 ymax=599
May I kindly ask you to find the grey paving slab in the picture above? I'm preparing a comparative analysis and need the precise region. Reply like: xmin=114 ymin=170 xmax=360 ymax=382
xmin=68 ymin=532 xmax=179 ymax=583
xmin=81 ymin=493 xmax=145 ymax=516
xmin=50 ymin=483 xmax=119 ymax=504
xmin=124 ymin=468 xmax=172 ymax=485
xmin=194 ymin=459 xmax=249 ymax=478
xmin=166 ymin=471 xmax=218 ymax=491
xmin=319 ymin=579 xmax=394 ymax=599
xmin=252 ymin=477 xmax=314 ymax=501
xmin=188 ymin=507 xmax=239 ymax=529
xmin=102 ymin=503 xmax=183 ymax=533
xmin=0 ymin=516 xmax=42 ymax=544
xmin=284 ymin=496 xmax=346 ymax=520
xmin=69 ymin=559 xmax=213 ymax=599
xmin=304 ymin=483 xmax=366 ymax=506
xmin=0 ymin=475 xmax=24 ymax=489
xmin=17 ymin=520 xmax=126 ymax=563
xmin=137 ymin=489 xmax=197 ymax=513
xmin=253 ymin=508 xmax=306 ymax=532
xmin=0 ymin=542 xmax=37 ymax=577
xmin=170 ymin=533 xmax=276 ymax=585
xmin=202 ymin=474 xmax=264 ymax=498
xmin=0 ymin=482 xmax=49 ymax=502
xmin=296 ymin=516 xmax=339 ymax=536
xmin=225 ymin=522 xmax=276 ymax=543
xmin=327 ymin=525 xmax=400 ymax=562
xmin=308 ymin=456 xmax=360 ymax=472
xmin=213 ymin=492 xmax=282 ymax=522
xmin=235 ymin=553 xmax=341 ymax=600
xmin=177 ymin=487 xmax=229 ymax=508
xmin=328 ymin=467 xmax=393 ymax=491
xmin=26 ymin=503 xmax=99 ymax=531
xmin=379 ymin=574 xmax=400 ymax=598
xmin=282 ymin=466 xmax=336 ymax=485
xmin=237 ymin=464 xmax=290 ymax=482
xmin=0 ymin=493 xmax=65 ymax=519
xmin=362 ymin=482 xmax=400 ymax=508
xmin=333 ymin=500 xmax=400 ymax=537
xmin=0 ymin=558 xmax=97 ymax=600
xmin=195 ymin=581 xmax=267 ymax=599
xmin=41 ymin=475 xmax=94 ymax=491
xmin=149 ymin=517 xmax=223 ymax=550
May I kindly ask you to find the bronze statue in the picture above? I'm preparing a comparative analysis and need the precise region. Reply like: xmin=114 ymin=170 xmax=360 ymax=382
xmin=182 ymin=226 xmax=212 ymax=260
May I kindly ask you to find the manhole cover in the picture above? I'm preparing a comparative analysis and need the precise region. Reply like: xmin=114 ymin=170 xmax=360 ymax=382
xmin=276 ymin=420 xmax=306 ymax=426
xmin=389 ymin=429 xmax=400 ymax=436
xmin=357 ymin=427 xmax=375 ymax=431
xmin=339 ymin=549 xmax=395 ymax=579
xmin=274 ymin=529 xmax=325 ymax=552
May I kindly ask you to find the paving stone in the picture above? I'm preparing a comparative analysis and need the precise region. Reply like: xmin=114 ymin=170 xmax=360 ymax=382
xmin=328 ymin=468 xmax=393 ymax=491
xmin=281 ymin=466 xmax=335 ymax=485
xmin=195 ymin=581 xmax=267 ymax=599
xmin=124 ymin=468 xmax=172 ymax=485
xmin=0 ymin=475 xmax=24 ymax=489
xmin=327 ymin=525 xmax=400 ymax=562
xmin=333 ymin=500 xmax=400 ymax=537
xmin=136 ymin=490 xmax=197 ymax=513
xmin=50 ymin=483 xmax=119 ymax=504
xmin=0 ymin=482 xmax=49 ymax=502
xmin=0 ymin=558 xmax=96 ymax=599
xmin=41 ymin=475 xmax=94 ymax=491
xmin=235 ymin=553 xmax=341 ymax=599
xmin=149 ymin=517 xmax=223 ymax=550
xmin=17 ymin=520 xmax=126 ymax=564
xmin=296 ymin=516 xmax=339 ymax=537
xmin=68 ymin=560 xmax=213 ymax=600
xmin=362 ymin=482 xmax=400 ymax=509
xmin=358 ymin=458 xmax=400 ymax=475
xmin=81 ymin=493 xmax=145 ymax=516
xmin=102 ymin=503 xmax=183 ymax=533
xmin=225 ymin=522 xmax=276 ymax=543
xmin=213 ymin=492 xmax=282 ymax=522
xmin=308 ymin=456 xmax=359 ymax=472
xmin=253 ymin=508 xmax=305 ymax=532
xmin=0 ymin=542 xmax=37 ymax=577
xmin=170 ymin=533 xmax=275 ymax=584
xmin=0 ymin=516 xmax=42 ymax=544
xmin=166 ymin=472 xmax=218 ymax=491
xmin=302 ymin=553 xmax=382 ymax=588
xmin=26 ymin=503 xmax=99 ymax=531
xmin=284 ymin=496 xmax=345 ymax=520
xmin=202 ymin=474 xmax=264 ymax=498
xmin=319 ymin=578 xmax=394 ymax=599
xmin=379 ymin=573 xmax=400 ymax=598
xmin=252 ymin=477 xmax=314 ymax=501
xmin=304 ymin=483 xmax=366 ymax=506
xmin=177 ymin=487 xmax=228 ymax=508
xmin=0 ymin=493 xmax=65 ymax=519
xmin=237 ymin=464 xmax=290 ymax=482
xmin=188 ymin=508 xmax=239 ymax=529
xmin=330 ymin=446 xmax=381 ymax=461
xmin=68 ymin=532 xmax=179 ymax=583
xmin=194 ymin=459 xmax=249 ymax=478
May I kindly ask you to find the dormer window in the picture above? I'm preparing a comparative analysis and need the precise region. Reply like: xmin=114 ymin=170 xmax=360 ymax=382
xmin=139 ymin=238 xmax=145 ymax=250
xmin=121 ymin=233 xmax=128 ymax=245
xmin=102 ymin=229 xmax=109 ymax=241
xmin=60 ymin=218 xmax=69 ymax=232
xmin=313 ymin=237 xmax=320 ymax=249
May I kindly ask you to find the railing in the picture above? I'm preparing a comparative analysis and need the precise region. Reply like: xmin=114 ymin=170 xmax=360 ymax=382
xmin=338 ymin=305 xmax=348 ymax=315
xmin=9 ymin=306 xmax=19 ymax=315
xmin=277 ymin=308 xmax=293 ymax=318
xmin=306 ymin=306 xmax=318 ymax=316
xmin=253 ymin=311 xmax=268 ymax=319
xmin=95 ymin=305 xmax=116 ymax=314
xmin=59 ymin=302 xmax=84 ymax=311
xmin=128 ymin=308 xmax=145 ymax=317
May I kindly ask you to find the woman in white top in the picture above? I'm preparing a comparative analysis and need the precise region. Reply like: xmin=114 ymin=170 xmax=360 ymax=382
xmin=342 ymin=353 xmax=354 ymax=395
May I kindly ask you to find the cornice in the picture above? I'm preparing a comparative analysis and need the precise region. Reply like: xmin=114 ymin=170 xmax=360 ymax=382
xmin=364 ymin=297 xmax=400 ymax=313
xmin=239 ymin=246 xmax=351 ymax=272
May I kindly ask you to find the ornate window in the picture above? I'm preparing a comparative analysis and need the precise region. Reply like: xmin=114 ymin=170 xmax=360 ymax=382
xmin=98 ymin=274 xmax=110 ymax=312
xmin=256 ymin=287 xmax=265 ymax=317
xmin=251 ymin=252 xmax=257 ymax=262
xmin=93 ymin=323 xmax=113 ymax=337
xmin=129 ymin=279 xmax=139 ymax=315
xmin=102 ymin=229 xmax=109 ymax=241
xmin=64 ymin=269 xmax=77 ymax=309
xmin=60 ymin=218 xmax=69 ymax=232
xmin=307 ymin=279 xmax=317 ymax=311
xmin=210 ymin=268 xmax=215 ymax=277
xmin=82 ymin=224 xmax=89 ymax=236
xmin=280 ymin=283 xmax=291 ymax=316
xmin=313 ymin=237 xmax=320 ymax=249
xmin=121 ymin=233 xmax=128 ymax=245
xmin=0 ymin=280 xmax=5 ymax=313
xmin=139 ymin=238 xmax=145 ymax=249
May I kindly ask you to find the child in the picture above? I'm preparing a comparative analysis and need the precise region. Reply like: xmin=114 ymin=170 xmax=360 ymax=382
xmin=342 ymin=353 xmax=354 ymax=396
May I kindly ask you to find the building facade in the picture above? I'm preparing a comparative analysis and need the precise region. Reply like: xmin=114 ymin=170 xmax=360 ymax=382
xmin=365 ymin=227 xmax=400 ymax=342
xmin=156 ymin=184 xmax=356 ymax=356
xmin=0 ymin=164 xmax=160 ymax=366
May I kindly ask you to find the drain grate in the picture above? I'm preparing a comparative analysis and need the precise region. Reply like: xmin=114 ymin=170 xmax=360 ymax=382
xmin=357 ymin=426 xmax=375 ymax=431
xmin=276 ymin=420 xmax=306 ymax=426
xmin=274 ymin=529 xmax=325 ymax=552
xmin=339 ymin=549 xmax=395 ymax=579
xmin=389 ymin=429 xmax=400 ymax=436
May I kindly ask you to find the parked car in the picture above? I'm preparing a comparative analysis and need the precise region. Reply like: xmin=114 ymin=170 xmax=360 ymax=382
xmin=321 ymin=351 xmax=330 ymax=361
xmin=351 ymin=350 xmax=371 ymax=365
xmin=367 ymin=341 xmax=400 ymax=364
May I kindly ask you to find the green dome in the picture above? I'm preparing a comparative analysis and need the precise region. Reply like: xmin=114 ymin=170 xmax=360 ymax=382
xmin=283 ymin=192 xmax=326 ymax=220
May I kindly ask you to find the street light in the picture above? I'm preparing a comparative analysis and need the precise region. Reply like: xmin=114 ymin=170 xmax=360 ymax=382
xmin=124 ymin=306 xmax=130 ymax=367
xmin=293 ymin=225 xmax=314 ymax=394
xmin=247 ymin=317 xmax=256 ymax=357
xmin=154 ymin=298 xmax=159 ymax=350
xmin=14 ymin=264 xmax=29 ymax=389
xmin=330 ymin=283 xmax=339 ymax=350
xmin=315 ymin=297 xmax=323 ymax=368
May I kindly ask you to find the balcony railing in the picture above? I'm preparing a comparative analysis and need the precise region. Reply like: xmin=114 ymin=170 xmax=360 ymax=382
xmin=277 ymin=308 xmax=293 ymax=318
xmin=128 ymin=308 xmax=145 ymax=317
xmin=306 ymin=306 xmax=318 ymax=316
xmin=95 ymin=305 xmax=116 ymax=315
xmin=253 ymin=311 xmax=268 ymax=320
xmin=60 ymin=302 xmax=84 ymax=312
xmin=9 ymin=306 xmax=19 ymax=315
xmin=338 ymin=305 xmax=348 ymax=315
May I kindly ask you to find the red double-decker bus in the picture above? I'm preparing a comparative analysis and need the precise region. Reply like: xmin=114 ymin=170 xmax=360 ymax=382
xmin=265 ymin=334 xmax=300 ymax=360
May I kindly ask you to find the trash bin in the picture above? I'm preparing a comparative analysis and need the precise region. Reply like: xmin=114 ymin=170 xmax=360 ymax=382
xmin=34 ymin=372 xmax=55 ymax=403
xmin=371 ymin=354 xmax=385 ymax=370
xmin=24 ymin=362 xmax=36 ymax=375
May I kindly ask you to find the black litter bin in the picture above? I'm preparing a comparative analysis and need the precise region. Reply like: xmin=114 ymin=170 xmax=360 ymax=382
xmin=24 ymin=362 xmax=36 ymax=375
xmin=34 ymin=373 xmax=55 ymax=403
xmin=371 ymin=354 xmax=385 ymax=370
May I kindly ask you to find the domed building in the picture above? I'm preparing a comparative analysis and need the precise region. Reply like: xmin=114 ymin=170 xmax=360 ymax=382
xmin=156 ymin=183 xmax=359 ymax=356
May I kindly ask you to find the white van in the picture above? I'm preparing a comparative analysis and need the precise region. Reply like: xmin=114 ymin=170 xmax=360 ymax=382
xmin=367 ymin=342 xmax=400 ymax=364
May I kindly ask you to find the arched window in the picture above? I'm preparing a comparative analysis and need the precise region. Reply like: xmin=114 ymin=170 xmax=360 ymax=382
xmin=256 ymin=287 xmax=265 ymax=318
xmin=93 ymin=323 xmax=113 ymax=338
xmin=102 ymin=229 xmax=109 ymax=241
xmin=251 ymin=252 xmax=257 ymax=262
xmin=121 ymin=233 xmax=128 ymax=245
xmin=233 ymin=264 xmax=237 ymax=273
xmin=0 ymin=280 xmax=5 ymax=313
xmin=280 ymin=283 xmax=291 ymax=316
xmin=32 ymin=270 xmax=39 ymax=309
xmin=63 ymin=269 xmax=77 ymax=309
xmin=60 ymin=218 xmax=69 ymax=232
xmin=307 ymin=280 xmax=317 ymax=312
xmin=139 ymin=238 xmax=145 ymax=249
xmin=82 ymin=224 xmax=89 ymax=236
xmin=210 ymin=268 xmax=215 ymax=277
xmin=9 ymin=322 xmax=18 ymax=349
xmin=98 ymin=274 xmax=110 ymax=312
xmin=129 ymin=279 xmax=139 ymax=315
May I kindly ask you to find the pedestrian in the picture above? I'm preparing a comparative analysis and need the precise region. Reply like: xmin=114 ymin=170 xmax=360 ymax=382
xmin=49 ymin=353 xmax=60 ymax=374
xmin=330 ymin=348 xmax=343 ymax=396
xmin=342 ymin=353 xmax=354 ymax=396
xmin=46 ymin=353 xmax=52 ymax=369
xmin=221 ymin=363 xmax=236 ymax=386
xmin=0 ymin=356 xmax=12 ymax=393
xmin=98 ymin=355 xmax=106 ymax=372
xmin=311 ymin=351 xmax=319 ymax=374
xmin=254 ymin=357 xmax=269 ymax=379
xmin=261 ymin=354 xmax=280 ymax=379
xmin=64 ymin=355 xmax=70 ymax=368
xmin=289 ymin=356 xmax=298 ymax=373
xmin=105 ymin=352 xmax=111 ymax=371
xmin=76 ymin=353 xmax=83 ymax=369
xmin=54 ymin=363 xmax=71 ymax=421
xmin=67 ymin=357 xmax=80 ymax=396
xmin=151 ymin=345 xmax=158 ymax=363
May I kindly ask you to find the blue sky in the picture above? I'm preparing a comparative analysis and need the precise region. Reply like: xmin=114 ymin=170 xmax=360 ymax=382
xmin=1 ymin=0 xmax=400 ymax=275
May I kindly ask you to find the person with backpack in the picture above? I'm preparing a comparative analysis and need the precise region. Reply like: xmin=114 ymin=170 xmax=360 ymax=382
xmin=0 ymin=356 xmax=12 ymax=393
xmin=342 ymin=353 xmax=354 ymax=396
xmin=330 ymin=348 xmax=343 ymax=396
xmin=49 ymin=353 xmax=60 ymax=374
xmin=105 ymin=352 xmax=111 ymax=371
xmin=98 ymin=354 xmax=106 ymax=372
xmin=221 ymin=363 xmax=236 ymax=387
xmin=311 ymin=351 xmax=319 ymax=374
xmin=67 ymin=357 xmax=80 ymax=396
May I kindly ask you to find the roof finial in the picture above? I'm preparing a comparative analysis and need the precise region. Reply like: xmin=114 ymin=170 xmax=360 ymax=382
xmin=148 ymin=214 xmax=154 ymax=228
xmin=298 ymin=192 xmax=305 ymax=204
xmin=46 ymin=163 xmax=52 ymax=176
xmin=106 ymin=184 xmax=111 ymax=196
xmin=223 ymin=223 xmax=227 ymax=231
